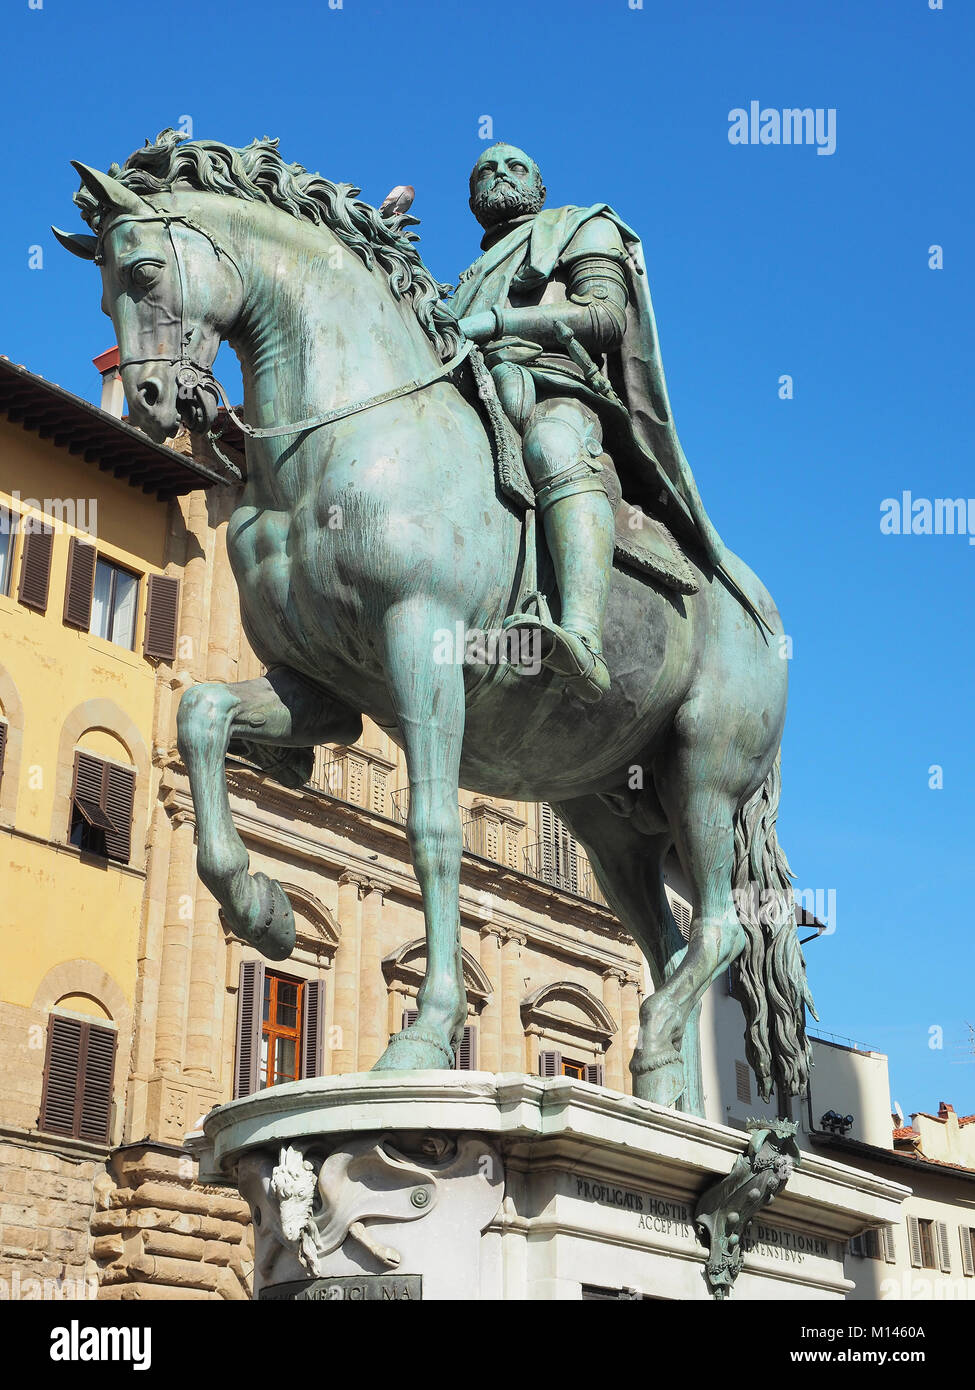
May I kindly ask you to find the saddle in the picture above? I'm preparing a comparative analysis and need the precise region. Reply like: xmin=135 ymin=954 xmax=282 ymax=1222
xmin=466 ymin=346 xmax=698 ymax=596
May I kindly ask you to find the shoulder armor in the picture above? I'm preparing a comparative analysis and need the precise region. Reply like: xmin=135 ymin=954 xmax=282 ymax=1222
xmin=559 ymin=215 xmax=627 ymax=266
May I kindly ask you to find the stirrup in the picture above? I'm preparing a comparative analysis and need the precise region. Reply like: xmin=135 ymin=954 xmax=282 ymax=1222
xmin=503 ymin=596 xmax=610 ymax=704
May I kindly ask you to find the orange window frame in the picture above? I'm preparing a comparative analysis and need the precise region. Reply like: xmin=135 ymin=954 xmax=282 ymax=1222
xmin=262 ymin=973 xmax=304 ymax=1088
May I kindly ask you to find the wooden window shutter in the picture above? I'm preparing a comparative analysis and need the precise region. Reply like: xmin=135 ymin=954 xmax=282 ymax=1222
xmin=18 ymin=524 xmax=54 ymax=612
xmin=539 ymin=803 xmax=556 ymax=881
xmin=848 ymin=1234 xmax=865 ymax=1258
xmin=402 ymin=1008 xmax=419 ymax=1031
xmin=62 ymin=537 xmax=96 ymax=629
xmin=143 ymin=574 xmax=180 ymax=661
xmin=584 ymin=1062 xmax=605 ymax=1086
xmin=78 ymin=1023 xmax=117 ymax=1143
xmin=882 ymin=1224 xmax=897 ymax=1264
xmin=103 ymin=763 xmax=135 ymax=864
xmin=936 ymin=1220 xmax=952 ymax=1273
xmin=40 ymin=1014 xmax=84 ymax=1135
xmin=735 ymin=1059 xmax=752 ymax=1105
xmin=234 ymin=960 xmax=265 ymax=1098
xmin=0 ymin=720 xmax=6 ymax=788
xmin=456 ymin=1025 xmax=477 ymax=1071
xmin=959 ymin=1227 xmax=975 ymax=1278
xmin=300 ymin=979 xmax=326 ymax=1079
xmin=907 ymin=1215 xmax=923 ymax=1269
xmin=563 ymin=823 xmax=579 ymax=893
xmin=666 ymin=889 xmax=692 ymax=942
xmin=39 ymin=1015 xmax=115 ymax=1142
xmin=864 ymin=1228 xmax=881 ymax=1260
xmin=71 ymin=752 xmax=115 ymax=830
xmin=539 ymin=1049 xmax=561 ymax=1078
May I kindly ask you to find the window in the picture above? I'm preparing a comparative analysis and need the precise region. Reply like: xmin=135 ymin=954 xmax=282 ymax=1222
xmin=735 ymin=1059 xmax=752 ymax=1105
xmin=539 ymin=1049 xmax=604 ymax=1085
xmin=39 ymin=1013 xmax=117 ymax=1144
xmin=850 ymin=1226 xmax=896 ymax=1263
xmin=537 ymin=804 xmax=578 ymax=893
xmin=0 ymin=524 xmax=14 ymax=596
xmin=17 ymin=523 xmax=53 ymax=612
xmin=91 ymin=558 xmax=138 ymax=650
xmin=960 ymin=1227 xmax=975 ymax=1278
xmin=261 ymin=973 xmax=303 ymax=1088
xmin=234 ymin=960 xmax=325 ymax=1098
xmin=665 ymin=888 xmax=692 ymax=941
xmin=64 ymin=541 xmax=179 ymax=660
xmin=908 ymin=1216 xmax=949 ymax=1271
xmin=69 ymin=751 xmax=135 ymax=863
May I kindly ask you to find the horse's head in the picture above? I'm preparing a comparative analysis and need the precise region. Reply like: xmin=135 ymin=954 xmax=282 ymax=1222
xmin=54 ymin=162 xmax=243 ymax=443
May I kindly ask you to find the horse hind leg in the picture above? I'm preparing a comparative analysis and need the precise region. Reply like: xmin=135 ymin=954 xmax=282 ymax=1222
xmin=177 ymin=666 xmax=361 ymax=960
xmin=632 ymin=754 xmax=745 ymax=1108
xmin=554 ymin=796 xmax=703 ymax=1113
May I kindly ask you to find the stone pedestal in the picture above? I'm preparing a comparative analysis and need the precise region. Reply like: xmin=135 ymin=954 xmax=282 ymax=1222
xmin=186 ymin=1073 xmax=909 ymax=1301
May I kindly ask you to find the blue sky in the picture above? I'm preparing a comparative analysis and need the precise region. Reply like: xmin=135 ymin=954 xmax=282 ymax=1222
xmin=2 ymin=0 xmax=971 ymax=1116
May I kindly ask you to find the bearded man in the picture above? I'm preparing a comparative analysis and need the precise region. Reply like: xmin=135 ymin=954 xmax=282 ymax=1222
xmin=449 ymin=142 xmax=736 ymax=703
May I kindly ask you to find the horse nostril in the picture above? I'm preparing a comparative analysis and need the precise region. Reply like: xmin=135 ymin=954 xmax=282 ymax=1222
xmin=139 ymin=377 xmax=162 ymax=407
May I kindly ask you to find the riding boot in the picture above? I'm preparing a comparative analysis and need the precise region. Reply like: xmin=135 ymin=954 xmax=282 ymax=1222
xmin=539 ymin=487 xmax=615 ymax=702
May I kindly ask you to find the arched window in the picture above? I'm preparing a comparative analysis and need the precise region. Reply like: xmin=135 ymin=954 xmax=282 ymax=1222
xmin=39 ymin=1003 xmax=117 ymax=1145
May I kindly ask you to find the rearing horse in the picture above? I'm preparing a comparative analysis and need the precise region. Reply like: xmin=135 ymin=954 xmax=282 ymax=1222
xmin=56 ymin=134 xmax=816 ymax=1113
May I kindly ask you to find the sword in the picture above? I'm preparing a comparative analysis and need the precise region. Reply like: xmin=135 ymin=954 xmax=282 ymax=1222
xmin=553 ymin=318 xmax=625 ymax=410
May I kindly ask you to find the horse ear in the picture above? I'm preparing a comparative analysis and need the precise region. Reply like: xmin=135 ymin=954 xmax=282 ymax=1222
xmin=71 ymin=161 xmax=149 ymax=217
xmin=51 ymin=226 xmax=98 ymax=261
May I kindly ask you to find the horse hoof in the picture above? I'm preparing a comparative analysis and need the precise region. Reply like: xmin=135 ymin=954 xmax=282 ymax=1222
xmin=632 ymin=1055 xmax=685 ymax=1107
xmin=371 ymin=1026 xmax=455 ymax=1073
xmin=249 ymin=873 xmax=296 ymax=961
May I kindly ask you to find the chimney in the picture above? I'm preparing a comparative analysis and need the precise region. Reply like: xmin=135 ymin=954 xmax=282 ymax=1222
xmin=93 ymin=346 xmax=124 ymax=418
xmin=938 ymin=1102 xmax=955 ymax=1119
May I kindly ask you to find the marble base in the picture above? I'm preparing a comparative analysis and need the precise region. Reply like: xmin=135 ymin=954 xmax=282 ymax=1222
xmin=186 ymin=1073 xmax=909 ymax=1301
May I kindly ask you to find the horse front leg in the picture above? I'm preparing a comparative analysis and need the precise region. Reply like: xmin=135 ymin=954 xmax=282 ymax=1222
xmin=177 ymin=667 xmax=361 ymax=960
xmin=372 ymin=601 xmax=468 ymax=1071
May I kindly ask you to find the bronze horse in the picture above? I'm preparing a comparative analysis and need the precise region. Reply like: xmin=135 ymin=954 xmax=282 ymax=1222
xmin=56 ymin=134 xmax=815 ymax=1113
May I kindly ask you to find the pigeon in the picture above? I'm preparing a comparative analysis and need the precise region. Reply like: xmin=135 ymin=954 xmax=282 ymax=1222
xmin=379 ymin=185 xmax=415 ymax=221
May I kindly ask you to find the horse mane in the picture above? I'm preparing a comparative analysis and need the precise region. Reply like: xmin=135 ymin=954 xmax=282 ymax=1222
xmin=74 ymin=128 xmax=461 ymax=360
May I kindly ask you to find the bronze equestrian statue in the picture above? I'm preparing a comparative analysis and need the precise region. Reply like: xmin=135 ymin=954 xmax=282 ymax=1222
xmin=56 ymin=130 xmax=816 ymax=1115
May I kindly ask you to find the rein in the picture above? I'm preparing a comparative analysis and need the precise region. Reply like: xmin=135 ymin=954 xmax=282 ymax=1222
xmin=106 ymin=207 xmax=472 ymax=481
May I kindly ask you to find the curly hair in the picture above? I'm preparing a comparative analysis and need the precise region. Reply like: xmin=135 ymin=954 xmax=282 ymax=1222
xmin=75 ymin=128 xmax=460 ymax=360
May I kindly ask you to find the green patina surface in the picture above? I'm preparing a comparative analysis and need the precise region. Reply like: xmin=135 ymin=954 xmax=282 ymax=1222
xmin=58 ymin=130 xmax=816 ymax=1115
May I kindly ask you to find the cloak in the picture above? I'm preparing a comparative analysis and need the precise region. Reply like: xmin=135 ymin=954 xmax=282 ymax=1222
xmin=449 ymin=205 xmax=726 ymax=569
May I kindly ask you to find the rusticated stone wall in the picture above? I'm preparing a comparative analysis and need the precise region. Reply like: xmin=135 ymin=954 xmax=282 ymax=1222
xmin=93 ymin=1145 xmax=252 ymax=1300
xmin=0 ymin=1137 xmax=101 ymax=1299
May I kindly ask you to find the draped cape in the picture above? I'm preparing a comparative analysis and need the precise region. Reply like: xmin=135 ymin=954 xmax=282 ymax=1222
xmin=449 ymin=204 xmax=725 ymax=567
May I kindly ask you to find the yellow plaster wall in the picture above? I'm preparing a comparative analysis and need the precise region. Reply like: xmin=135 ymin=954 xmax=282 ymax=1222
xmin=0 ymin=419 xmax=173 ymax=1013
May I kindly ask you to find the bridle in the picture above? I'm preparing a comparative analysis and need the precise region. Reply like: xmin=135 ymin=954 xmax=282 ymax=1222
xmin=101 ymin=207 xmax=472 ymax=481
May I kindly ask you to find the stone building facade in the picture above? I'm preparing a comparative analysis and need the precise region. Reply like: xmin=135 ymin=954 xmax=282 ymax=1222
xmin=0 ymin=354 xmax=224 ymax=1300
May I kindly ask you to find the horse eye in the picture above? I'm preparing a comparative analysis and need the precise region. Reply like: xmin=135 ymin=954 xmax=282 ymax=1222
xmin=131 ymin=261 xmax=162 ymax=289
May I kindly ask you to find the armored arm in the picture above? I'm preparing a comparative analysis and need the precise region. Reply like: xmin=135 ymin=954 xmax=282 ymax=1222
xmin=458 ymin=216 xmax=629 ymax=354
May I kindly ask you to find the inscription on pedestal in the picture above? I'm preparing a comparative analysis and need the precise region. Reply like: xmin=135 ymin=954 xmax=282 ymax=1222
xmin=260 ymin=1274 xmax=423 ymax=1301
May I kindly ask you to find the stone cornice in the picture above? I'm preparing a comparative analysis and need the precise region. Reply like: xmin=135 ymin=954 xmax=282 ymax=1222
xmin=158 ymin=772 xmax=639 ymax=977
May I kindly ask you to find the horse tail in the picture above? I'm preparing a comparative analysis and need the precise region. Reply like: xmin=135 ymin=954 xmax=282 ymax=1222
xmin=731 ymin=753 xmax=819 ymax=1103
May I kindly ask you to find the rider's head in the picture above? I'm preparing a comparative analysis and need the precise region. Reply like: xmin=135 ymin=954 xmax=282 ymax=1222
xmin=469 ymin=143 xmax=546 ymax=230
